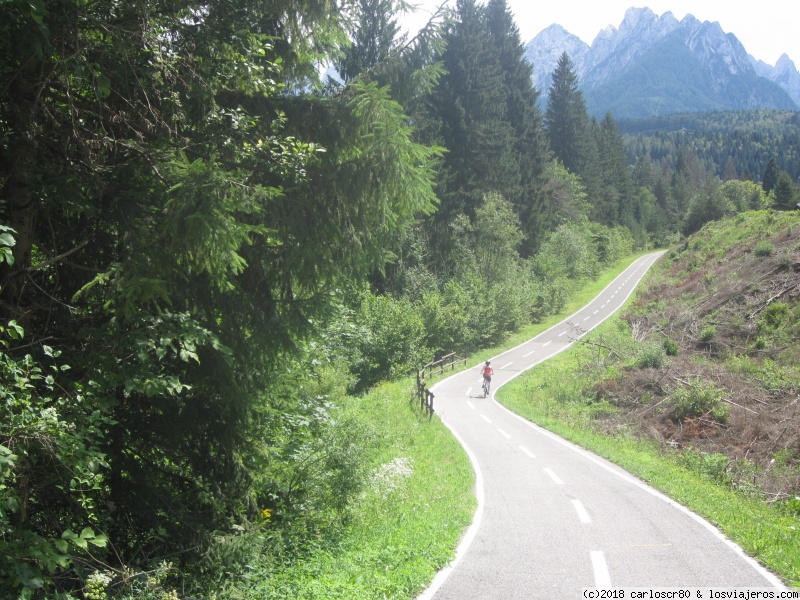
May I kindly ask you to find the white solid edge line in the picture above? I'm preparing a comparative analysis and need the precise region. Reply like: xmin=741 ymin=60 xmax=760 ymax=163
xmin=497 ymin=403 xmax=786 ymax=590
xmin=416 ymin=252 xmax=667 ymax=599
xmin=482 ymin=253 xmax=785 ymax=590
xmin=415 ymin=422 xmax=484 ymax=600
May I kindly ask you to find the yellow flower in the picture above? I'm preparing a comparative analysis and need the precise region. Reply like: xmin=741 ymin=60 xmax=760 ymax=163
xmin=260 ymin=508 xmax=272 ymax=520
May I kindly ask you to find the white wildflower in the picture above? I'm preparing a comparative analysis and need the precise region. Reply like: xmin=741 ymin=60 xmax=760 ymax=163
xmin=370 ymin=457 xmax=414 ymax=498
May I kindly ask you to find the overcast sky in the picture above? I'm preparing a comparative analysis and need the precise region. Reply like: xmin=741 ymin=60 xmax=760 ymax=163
xmin=401 ymin=1 xmax=799 ymax=67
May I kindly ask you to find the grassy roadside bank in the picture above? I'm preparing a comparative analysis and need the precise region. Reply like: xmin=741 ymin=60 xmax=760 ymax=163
xmin=216 ymin=253 xmax=653 ymax=599
xmin=217 ymin=378 xmax=476 ymax=599
xmin=496 ymin=290 xmax=800 ymax=588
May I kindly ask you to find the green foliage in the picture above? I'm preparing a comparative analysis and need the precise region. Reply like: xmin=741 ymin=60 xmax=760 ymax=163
xmin=635 ymin=342 xmax=667 ymax=369
xmin=620 ymin=111 xmax=800 ymax=191
xmin=720 ymin=180 xmax=766 ymax=212
xmin=753 ymin=240 xmax=775 ymax=256
xmin=699 ymin=324 xmax=717 ymax=343
xmin=0 ymin=225 xmax=15 ymax=266
xmin=663 ymin=337 xmax=680 ymax=356
xmin=350 ymin=292 xmax=429 ymax=390
xmin=771 ymin=171 xmax=799 ymax=211
xmin=759 ymin=302 xmax=789 ymax=330
xmin=678 ymin=450 xmax=732 ymax=485
xmin=0 ymin=326 xmax=111 ymax=597
xmin=669 ymin=378 xmax=729 ymax=422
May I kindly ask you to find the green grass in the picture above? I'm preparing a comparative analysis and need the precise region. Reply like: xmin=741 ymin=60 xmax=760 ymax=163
xmin=220 ymin=379 xmax=476 ymax=599
xmin=497 ymin=315 xmax=800 ymax=587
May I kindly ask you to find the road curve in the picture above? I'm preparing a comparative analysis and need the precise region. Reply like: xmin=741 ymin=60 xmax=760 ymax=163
xmin=418 ymin=252 xmax=785 ymax=599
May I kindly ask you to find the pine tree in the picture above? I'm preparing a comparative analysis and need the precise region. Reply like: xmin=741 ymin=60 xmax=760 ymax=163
xmin=772 ymin=171 xmax=798 ymax=210
xmin=429 ymin=0 xmax=505 ymax=222
xmin=484 ymin=0 xmax=549 ymax=253
xmin=762 ymin=157 xmax=780 ymax=193
xmin=594 ymin=113 xmax=635 ymax=227
xmin=544 ymin=53 xmax=591 ymax=176
xmin=336 ymin=0 xmax=401 ymax=83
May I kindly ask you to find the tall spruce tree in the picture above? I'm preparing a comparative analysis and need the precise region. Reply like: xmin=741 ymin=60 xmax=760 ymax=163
xmin=595 ymin=113 xmax=635 ymax=227
xmin=544 ymin=52 xmax=591 ymax=176
xmin=427 ymin=0 xmax=549 ymax=261
xmin=772 ymin=171 xmax=798 ymax=210
xmin=762 ymin=157 xmax=780 ymax=193
xmin=0 ymin=0 xmax=441 ymax=591
xmin=336 ymin=0 xmax=402 ymax=83
xmin=430 ymin=0 xmax=506 ymax=222
xmin=485 ymin=0 xmax=549 ymax=253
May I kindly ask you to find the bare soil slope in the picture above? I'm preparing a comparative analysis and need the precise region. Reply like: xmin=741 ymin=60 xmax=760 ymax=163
xmin=597 ymin=211 xmax=800 ymax=502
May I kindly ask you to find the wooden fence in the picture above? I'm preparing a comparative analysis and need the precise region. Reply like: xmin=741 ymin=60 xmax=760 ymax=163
xmin=415 ymin=352 xmax=468 ymax=414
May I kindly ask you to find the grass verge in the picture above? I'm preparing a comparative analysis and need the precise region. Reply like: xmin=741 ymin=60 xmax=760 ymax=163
xmin=221 ymin=379 xmax=476 ymax=599
xmin=497 ymin=315 xmax=800 ymax=587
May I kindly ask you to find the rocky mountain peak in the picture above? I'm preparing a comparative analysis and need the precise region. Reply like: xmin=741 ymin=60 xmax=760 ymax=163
xmin=523 ymin=7 xmax=799 ymax=119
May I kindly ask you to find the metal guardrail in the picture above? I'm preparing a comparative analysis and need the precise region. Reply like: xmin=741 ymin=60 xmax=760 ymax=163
xmin=415 ymin=352 xmax=468 ymax=414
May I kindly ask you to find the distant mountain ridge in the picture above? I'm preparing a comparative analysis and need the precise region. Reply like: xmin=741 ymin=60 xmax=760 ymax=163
xmin=523 ymin=7 xmax=800 ymax=119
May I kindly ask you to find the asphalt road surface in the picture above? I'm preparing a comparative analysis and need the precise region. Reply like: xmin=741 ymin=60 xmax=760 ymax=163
xmin=418 ymin=252 xmax=786 ymax=599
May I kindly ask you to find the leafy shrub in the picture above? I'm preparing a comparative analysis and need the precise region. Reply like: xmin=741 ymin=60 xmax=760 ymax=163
xmin=0 ymin=324 xmax=111 ymax=597
xmin=699 ymin=324 xmax=717 ymax=342
xmin=753 ymin=240 xmax=774 ymax=256
xmin=635 ymin=343 xmax=667 ymax=368
xmin=758 ymin=301 xmax=789 ymax=330
xmin=679 ymin=449 xmax=731 ymax=484
xmin=670 ymin=378 xmax=729 ymax=422
xmin=663 ymin=337 xmax=679 ymax=356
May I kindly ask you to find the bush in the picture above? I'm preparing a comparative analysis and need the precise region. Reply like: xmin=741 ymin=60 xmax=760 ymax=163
xmin=699 ymin=324 xmax=717 ymax=343
xmin=759 ymin=301 xmax=789 ymax=330
xmin=663 ymin=337 xmax=680 ymax=356
xmin=670 ymin=379 xmax=729 ymax=422
xmin=635 ymin=343 xmax=667 ymax=369
xmin=753 ymin=240 xmax=774 ymax=257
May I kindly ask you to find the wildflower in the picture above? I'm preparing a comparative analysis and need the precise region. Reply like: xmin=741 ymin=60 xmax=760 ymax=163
xmin=260 ymin=508 xmax=272 ymax=520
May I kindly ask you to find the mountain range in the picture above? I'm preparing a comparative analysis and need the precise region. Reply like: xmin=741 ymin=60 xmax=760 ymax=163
xmin=523 ymin=7 xmax=800 ymax=120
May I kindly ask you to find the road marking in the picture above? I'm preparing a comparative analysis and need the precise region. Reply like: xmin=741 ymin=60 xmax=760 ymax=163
xmin=466 ymin=401 xmax=476 ymax=410
xmin=593 ymin=310 xmax=599 ymax=315
xmin=519 ymin=446 xmax=535 ymax=459
xmin=544 ymin=468 xmax=564 ymax=485
xmin=572 ymin=499 xmax=591 ymax=523
xmin=523 ymin=349 xmax=537 ymax=357
xmin=499 ymin=362 xmax=513 ymax=369
xmin=558 ymin=331 xmax=566 ymax=337
xmin=542 ymin=340 xmax=552 ymax=346
xmin=583 ymin=316 xmax=591 ymax=321
xmin=497 ymin=429 xmax=511 ymax=439
xmin=481 ymin=415 xmax=492 ymax=424
xmin=591 ymin=551 xmax=611 ymax=587
xmin=466 ymin=387 xmax=473 ymax=396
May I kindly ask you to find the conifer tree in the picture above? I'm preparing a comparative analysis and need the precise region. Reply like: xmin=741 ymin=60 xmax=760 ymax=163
xmin=336 ymin=0 xmax=402 ymax=83
xmin=762 ymin=157 xmax=780 ymax=193
xmin=772 ymin=171 xmax=798 ymax=210
xmin=484 ymin=0 xmax=550 ymax=253
xmin=544 ymin=52 xmax=591 ymax=176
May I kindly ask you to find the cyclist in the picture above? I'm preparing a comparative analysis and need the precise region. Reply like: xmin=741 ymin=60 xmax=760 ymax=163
xmin=481 ymin=361 xmax=493 ymax=397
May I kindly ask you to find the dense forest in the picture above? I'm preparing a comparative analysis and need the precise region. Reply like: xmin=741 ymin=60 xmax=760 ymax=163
xmin=620 ymin=110 xmax=800 ymax=183
xmin=1 ymin=0 xmax=799 ymax=598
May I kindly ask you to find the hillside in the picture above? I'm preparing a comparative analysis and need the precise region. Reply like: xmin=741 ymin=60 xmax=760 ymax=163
xmin=598 ymin=211 xmax=800 ymax=502
xmin=619 ymin=110 xmax=800 ymax=182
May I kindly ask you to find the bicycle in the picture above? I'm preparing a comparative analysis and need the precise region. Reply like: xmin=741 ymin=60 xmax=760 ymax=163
xmin=482 ymin=377 xmax=490 ymax=398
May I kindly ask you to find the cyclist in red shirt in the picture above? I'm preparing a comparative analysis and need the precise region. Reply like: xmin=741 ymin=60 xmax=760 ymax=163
xmin=481 ymin=361 xmax=493 ymax=397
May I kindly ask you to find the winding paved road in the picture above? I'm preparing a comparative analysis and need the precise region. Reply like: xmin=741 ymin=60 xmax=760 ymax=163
xmin=418 ymin=252 xmax=786 ymax=599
